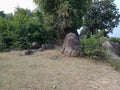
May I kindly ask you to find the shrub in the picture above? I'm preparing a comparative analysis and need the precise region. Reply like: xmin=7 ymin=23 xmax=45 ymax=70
xmin=80 ymin=35 xmax=107 ymax=60
xmin=110 ymin=37 xmax=120 ymax=43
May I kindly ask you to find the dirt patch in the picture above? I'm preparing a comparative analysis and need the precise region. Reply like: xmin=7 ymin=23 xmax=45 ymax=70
xmin=0 ymin=47 xmax=120 ymax=90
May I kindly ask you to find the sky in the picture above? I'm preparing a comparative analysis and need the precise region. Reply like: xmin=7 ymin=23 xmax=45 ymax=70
xmin=0 ymin=0 xmax=36 ymax=13
xmin=108 ymin=0 xmax=120 ymax=38
xmin=0 ymin=0 xmax=120 ymax=38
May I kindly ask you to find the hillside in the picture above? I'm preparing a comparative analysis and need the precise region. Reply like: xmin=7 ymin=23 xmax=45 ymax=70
xmin=0 ymin=47 xmax=120 ymax=90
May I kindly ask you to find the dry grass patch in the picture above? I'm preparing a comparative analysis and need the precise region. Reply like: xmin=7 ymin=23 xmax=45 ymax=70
xmin=0 ymin=47 xmax=120 ymax=90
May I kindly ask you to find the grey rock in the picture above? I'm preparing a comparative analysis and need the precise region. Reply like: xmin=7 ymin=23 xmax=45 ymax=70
xmin=62 ymin=33 xmax=80 ymax=57
xmin=19 ymin=50 xmax=34 ymax=56
xmin=38 ymin=48 xmax=44 ymax=52
xmin=30 ymin=42 xmax=40 ymax=49
xmin=103 ymin=41 xmax=120 ymax=63
xmin=41 ymin=44 xmax=55 ymax=50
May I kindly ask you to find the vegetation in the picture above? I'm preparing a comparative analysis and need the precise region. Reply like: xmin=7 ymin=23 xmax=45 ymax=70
xmin=110 ymin=37 xmax=120 ymax=43
xmin=0 ymin=2 xmax=120 ymax=87
xmin=0 ymin=8 xmax=56 ymax=51
xmin=110 ymin=61 xmax=120 ymax=71
xmin=33 ymin=0 xmax=92 ymax=39
xmin=0 ymin=0 xmax=120 ymax=62
xmin=0 ymin=0 xmax=93 ymax=51
xmin=83 ymin=0 xmax=120 ymax=37
xmin=80 ymin=31 xmax=107 ymax=60
xmin=79 ymin=0 xmax=120 ymax=60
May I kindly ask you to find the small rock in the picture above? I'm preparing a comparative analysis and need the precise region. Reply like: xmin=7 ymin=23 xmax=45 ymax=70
xmin=19 ymin=50 xmax=34 ymax=56
xmin=41 ymin=44 xmax=55 ymax=50
xmin=25 ymin=50 xmax=34 ymax=55
xmin=30 ymin=42 xmax=40 ymax=49
xmin=38 ymin=48 xmax=44 ymax=52
xmin=52 ymin=85 xmax=57 ymax=89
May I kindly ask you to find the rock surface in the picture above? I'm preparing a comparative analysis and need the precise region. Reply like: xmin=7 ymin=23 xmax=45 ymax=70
xmin=41 ymin=44 xmax=55 ymax=50
xmin=30 ymin=42 xmax=40 ymax=49
xmin=110 ymin=42 xmax=120 ymax=57
xmin=103 ymin=41 xmax=120 ymax=63
xmin=61 ymin=33 xmax=80 ymax=57
xmin=19 ymin=50 xmax=35 ymax=56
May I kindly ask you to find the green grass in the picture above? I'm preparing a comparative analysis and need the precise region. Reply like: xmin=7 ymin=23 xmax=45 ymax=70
xmin=109 ymin=61 xmax=120 ymax=71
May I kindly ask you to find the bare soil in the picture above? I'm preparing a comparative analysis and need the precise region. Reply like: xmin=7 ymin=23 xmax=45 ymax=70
xmin=0 ymin=47 xmax=120 ymax=90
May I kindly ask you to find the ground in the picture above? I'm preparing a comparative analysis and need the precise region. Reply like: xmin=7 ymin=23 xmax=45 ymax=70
xmin=0 ymin=47 xmax=120 ymax=90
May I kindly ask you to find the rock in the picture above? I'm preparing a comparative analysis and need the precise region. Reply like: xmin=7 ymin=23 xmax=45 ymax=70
xmin=30 ymin=42 xmax=40 ymax=49
xmin=41 ymin=44 xmax=55 ymax=50
xmin=103 ymin=41 xmax=120 ymax=63
xmin=62 ymin=33 xmax=80 ymax=57
xmin=110 ymin=42 xmax=120 ymax=57
xmin=19 ymin=50 xmax=34 ymax=56
xmin=52 ymin=85 xmax=57 ymax=89
xmin=38 ymin=48 xmax=44 ymax=52
xmin=25 ymin=50 xmax=34 ymax=55
xmin=71 ymin=49 xmax=80 ymax=57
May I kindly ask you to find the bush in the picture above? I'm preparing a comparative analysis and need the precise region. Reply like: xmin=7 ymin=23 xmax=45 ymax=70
xmin=110 ymin=37 xmax=120 ymax=43
xmin=80 ymin=35 xmax=107 ymax=60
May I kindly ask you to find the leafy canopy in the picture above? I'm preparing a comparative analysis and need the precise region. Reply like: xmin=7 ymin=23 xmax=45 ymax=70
xmin=33 ymin=0 xmax=92 ymax=39
xmin=83 ymin=0 xmax=120 ymax=36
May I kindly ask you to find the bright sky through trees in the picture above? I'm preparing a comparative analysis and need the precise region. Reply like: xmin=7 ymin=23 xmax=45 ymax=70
xmin=0 ymin=0 xmax=36 ymax=13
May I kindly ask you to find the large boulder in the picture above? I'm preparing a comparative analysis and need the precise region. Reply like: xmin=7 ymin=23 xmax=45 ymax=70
xmin=61 ymin=33 xmax=80 ymax=57
xmin=103 ymin=41 xmax=120 ymax=63
xmin=110 ymin=42 xmax=120 ymax=57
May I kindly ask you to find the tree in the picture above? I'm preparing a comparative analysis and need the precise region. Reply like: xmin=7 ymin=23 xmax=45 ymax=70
xmin=0 ymin=11 xmax=5 ymax=18
xmin=0 ymin=12 xmax=15 ymax=50
xmin=0 ymin=7 xmax=51 ymax=50
xmin=33 ymin=0 xmax=92 ymax=39
xmin=12 ymin=7 xmax=45 ymax=49
xmin=83 ymin=0 xmax=120 ymax=37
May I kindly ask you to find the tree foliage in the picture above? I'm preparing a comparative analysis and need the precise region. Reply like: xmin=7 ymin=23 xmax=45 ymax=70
xmin=83 ymin=0 xmax=120 ymax=37
xmin=33 ymin=0 xmax=92 ymax=39
xmin=0 ymin=7 xmax=57 ymax=51
xmin=0 ymin=8 xmax=43 ymax=50
xmin=0 ymin=11 xmax=6 ymax=18
xmin=1 ymin=0 xmax=119 ymax=53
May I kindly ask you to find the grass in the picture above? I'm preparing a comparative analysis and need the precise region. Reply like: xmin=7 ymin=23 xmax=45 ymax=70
xmin=0 ymin=48 xmax=120 ymax=90
xmin=109 ymin=61 xmax=120 ymax=71
xmin=114 ymin=64 xmax=120 ymax=71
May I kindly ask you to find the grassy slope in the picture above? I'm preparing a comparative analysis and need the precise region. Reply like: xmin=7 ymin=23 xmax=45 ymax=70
xmin=0 ymin=48 xmax=120 ymax=90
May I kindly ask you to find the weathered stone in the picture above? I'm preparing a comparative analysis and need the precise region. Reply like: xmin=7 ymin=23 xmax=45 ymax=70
xmin=71 ymin=49 xmax=80 ymax=57
xmin=38 ymin=48 xmax=44 ymax=52
xmin=30 ymin=42 xmax=40 ymax=49
xmin=19 ymin=50 xmax=35 ymax=56
xmin=25 ymin=50 xmax=34 ymax=55
xmin=110 ymin=42 xmax=120 ymax=57
xmin=103 ymin=41 xmax=120 ymax=63
xmin=41 ymin=44 xmax=55 ymax=50
xmin=62 ymin=33 xmax=80 ymax=57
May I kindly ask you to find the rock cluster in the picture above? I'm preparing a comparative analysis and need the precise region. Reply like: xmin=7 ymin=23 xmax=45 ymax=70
xmin=19 ymin=43 xmax=55 ymax=56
